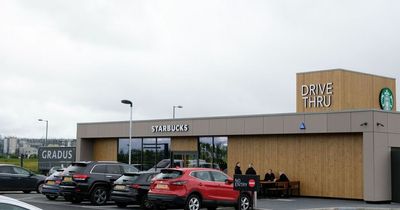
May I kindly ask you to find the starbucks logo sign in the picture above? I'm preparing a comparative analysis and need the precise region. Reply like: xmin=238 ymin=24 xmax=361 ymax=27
xmin=379 ymin=88 xmax=394 ymax=111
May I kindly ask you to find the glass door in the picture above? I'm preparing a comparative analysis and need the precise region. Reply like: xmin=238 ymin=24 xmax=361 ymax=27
xmin=172 ymin=152 xmax=198 ymax=168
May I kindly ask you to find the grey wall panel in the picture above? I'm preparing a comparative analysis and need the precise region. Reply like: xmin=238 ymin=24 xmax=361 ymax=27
xmin=209 ymin=119 xmax=227 ymax=136
xmin=264 ymin=116 xmax=284 ymax=134
xmin=388 ymin=114 xmax=400 ymax=134
xmin=351 ymin=111 xmax=373 ymax=132
xmin=373 ymin=133 xmax=391 ymax=201
xmin=327 ymin=113 xmax=351 ymax=132
xmin=79 ymin=138 xmax=93 ymax=161
xmin=374 ymin=112 xmax=388 ymax=133
xmin=227 ymin=118 xmax=245 ymax=135
xmin=244 ymin=117 xmax=264 ymax=134
xmin=389 ymin=133 xmax=400 ymax=147
xmin=283 ymin=115 xmax=305 ymax=134
xmin=192 ymin=119 xmax=210 ymax=136
xmin=304 ymin=114 xmax=327 ymax=133
xmin=363 ymin=132 xmax=374 ymax=201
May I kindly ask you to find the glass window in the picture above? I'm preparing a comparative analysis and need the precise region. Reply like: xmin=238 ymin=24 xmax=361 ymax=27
xmin=146 ymin=174 xmax=157 ymax=182
xmin=106 ymin=165 xmax=121 ymax=174
xmin=0 ymin=166 xmax=15 ymax=174
xmin=13 ymin=167 xmax=30 ymax=175
xmin=91 ymin=165 xmax=107 ymax=174
xmin=199 ymin=137 xmax=228 ymax=172
xmin=211 ymin=171 xmax=228 ymax=182
xmin=192 ymin=171 xmax=212 ymax=181
xmin=214 ymin=137 xmax=228 ymax=172
xmin=118 ymin=138 xmax=142 ymax=165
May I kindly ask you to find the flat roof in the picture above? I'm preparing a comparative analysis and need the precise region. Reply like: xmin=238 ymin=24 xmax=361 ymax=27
xmin=296 ymin=68 xmax=396 ymax=80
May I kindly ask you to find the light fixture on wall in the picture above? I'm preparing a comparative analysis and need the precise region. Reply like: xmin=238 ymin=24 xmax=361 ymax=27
xmin=377 ymin=122 xmax=385 ymax=127
xmin=360 ymin=122 xmax=368 ymax=126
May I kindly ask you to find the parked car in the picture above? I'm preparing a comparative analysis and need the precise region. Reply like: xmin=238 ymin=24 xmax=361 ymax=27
xmin=110 ymin=171 xmax=158 ymax=209
xmin=42 ymin=169 xmax=64 ymax=200
xmin=0 ymin=164 xmax=46 ymax=194
xmin=0 ymin=195 xmax=42 ymax=210
xmin=47 ymin=165 xmax=65 ymax=176
xmin=148 ymin=168 xmax=252 ymax=210
xmin=147 ymin=159 xmax=183 ymax=172
xmin=59 ymin=161 xmax=139 ymax=205
xmin=188 ymin=162 xmax=220 ymax=169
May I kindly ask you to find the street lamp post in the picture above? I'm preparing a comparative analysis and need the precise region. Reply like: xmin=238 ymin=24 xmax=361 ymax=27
xmin=38 ymin=119 xmax=48 ymax=146
xmin=173 ymin=105 xmax=183 ymax=119
xmin=121 ymin=100 xmax=133 ymax=165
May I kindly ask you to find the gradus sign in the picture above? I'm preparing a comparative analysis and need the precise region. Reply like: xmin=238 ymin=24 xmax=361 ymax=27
xmin=38 ymin=147 xmax=76 ymax=171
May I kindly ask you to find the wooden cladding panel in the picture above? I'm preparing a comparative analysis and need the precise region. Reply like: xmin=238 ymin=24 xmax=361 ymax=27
xmin=171 ymin=137 xmax=198 ymax=152
xmin=93 ymin=139 xmax=117 ymax=161
xmin=227 ymin=133 xmax=363 ymax=199
xmin=297 ymin=69 xmax=396 ymax=112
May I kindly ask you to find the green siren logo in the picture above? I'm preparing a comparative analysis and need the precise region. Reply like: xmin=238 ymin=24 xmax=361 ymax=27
xmin=379 ymin=88 xmax=394 ymax=111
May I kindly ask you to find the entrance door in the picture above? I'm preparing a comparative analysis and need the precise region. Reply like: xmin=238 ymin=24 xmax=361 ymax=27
xmin=392 ymin=147 xmax=400 ymax=202
xmin=172 ymin=152 xmax=198 ymax=168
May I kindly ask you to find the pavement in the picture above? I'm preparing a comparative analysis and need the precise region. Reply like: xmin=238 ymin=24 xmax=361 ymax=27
xmin=2 ymin=192 xmax=400 ymax=210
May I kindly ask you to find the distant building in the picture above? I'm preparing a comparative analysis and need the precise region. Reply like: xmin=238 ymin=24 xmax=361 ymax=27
xmin=1 ymin=137 xmax=76 ymax=156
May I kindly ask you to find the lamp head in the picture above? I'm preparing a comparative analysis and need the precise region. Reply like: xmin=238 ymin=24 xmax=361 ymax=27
xmin=121 ymin=100 xmax=133 ymax=107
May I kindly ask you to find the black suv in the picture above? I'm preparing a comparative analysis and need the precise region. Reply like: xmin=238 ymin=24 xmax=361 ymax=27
xmin=59 ymin=161 xmax=139 ymax=205
xmin=110 ymin=172 xmax=158 ymax=209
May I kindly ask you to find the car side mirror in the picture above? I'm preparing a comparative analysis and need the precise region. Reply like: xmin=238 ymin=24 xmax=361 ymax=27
xmin=225 ymin=178 xmax=233 ymax=184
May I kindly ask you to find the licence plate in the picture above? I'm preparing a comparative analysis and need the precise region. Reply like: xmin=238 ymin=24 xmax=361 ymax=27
xmin=47 ymin=180 xmax=55 ymax=185
xmin=114 ymin=185 xmax=126 ymax=190
xmin=156 ymin=184 xmax=169 ymax=190
xmin=63 ymin=177 xmax=72 ymax=182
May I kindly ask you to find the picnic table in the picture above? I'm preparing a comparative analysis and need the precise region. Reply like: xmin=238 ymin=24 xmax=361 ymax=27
xmin=259 ymin=180 xmax=300 ymax=197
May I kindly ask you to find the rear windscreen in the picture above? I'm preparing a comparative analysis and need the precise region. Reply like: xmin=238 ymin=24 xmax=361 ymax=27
xmin=118 ymin=174 xmax=140 ymax=182
xmin=154 ymin=170 xmax=183 ymax=180
xmin=63 ymin=163 xmax=87 ymax=174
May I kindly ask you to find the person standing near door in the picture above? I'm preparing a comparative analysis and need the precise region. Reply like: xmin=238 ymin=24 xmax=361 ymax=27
xmin=234 ymin=162 xmax=242 ymax=175
xmin=245 ymin=163 xmax=257 ymax=175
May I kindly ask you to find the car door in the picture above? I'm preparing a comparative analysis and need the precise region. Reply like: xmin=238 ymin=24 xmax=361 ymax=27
xmin=210 ymin=171 xmax=237 ymax=202
xmin=13 ymin=166 xmax=36 ymax=191
xmin=0 ymin=166 xmax=18 ymax=191
xmin=191 ymin=171 xmax=219 ymax=201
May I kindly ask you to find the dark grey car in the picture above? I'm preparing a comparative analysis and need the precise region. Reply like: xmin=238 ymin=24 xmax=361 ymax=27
xmin=110 ymin=172 xmax=158 ymax=209
xmin=0 ymin=164 xmax=46 ymax=193
xmin=59 ymin=161 xmax=139 ymax=205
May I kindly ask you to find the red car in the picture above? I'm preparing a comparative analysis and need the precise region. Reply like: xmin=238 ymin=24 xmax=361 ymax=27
xmin=148 ymin=168 xmax=251 ymax=210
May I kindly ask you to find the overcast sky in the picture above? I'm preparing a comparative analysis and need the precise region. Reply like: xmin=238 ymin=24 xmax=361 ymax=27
xmin=0 ymin=0 xmax=399 ymax=139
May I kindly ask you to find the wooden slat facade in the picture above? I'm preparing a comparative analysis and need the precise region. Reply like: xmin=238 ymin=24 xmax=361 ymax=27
xmin=227 ymin=133 xmax=363 ymax=199
xmin=171 ymin=137 xmax=198 ymax=152
xmin=297 ymin=69 xmax=396 ymax=112
xmin=93 ymin=138 xmax=118 ymax=161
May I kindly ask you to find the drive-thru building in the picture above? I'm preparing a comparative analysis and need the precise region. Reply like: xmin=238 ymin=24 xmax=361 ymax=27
xmin=76 ymin=69 xmax=400 ymax=202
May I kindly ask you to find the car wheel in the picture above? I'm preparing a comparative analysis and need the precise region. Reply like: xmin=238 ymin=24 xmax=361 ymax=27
xmin=36 ymin=182 xmax=44 ymax=193
xmin=116 ymin=202 xmax=127 ymax=208
xmin=46 ymin=195 xmax=58 ymax=200
xmin=90 ymin=186 xmax=108 ymax=205
xmin=237 ymin=194 xmax=251 ymax=210
xmin=185 ymin=194 xmax=201 ymax=210
xmin=141 ymin=194 xmax=154 ymax=210
xmin=22 ymin=190 xmax=31 ymax=194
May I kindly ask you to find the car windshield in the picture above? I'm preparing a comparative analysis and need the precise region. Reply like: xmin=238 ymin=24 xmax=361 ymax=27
xmin=156 ymin=160 xmax=171 ymax=168
xmin=154 ymin=169 xmax=183 ymax=180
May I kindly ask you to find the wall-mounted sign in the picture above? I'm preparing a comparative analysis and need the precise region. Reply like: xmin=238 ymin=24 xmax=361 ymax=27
xmin=301 ymin=82 xmax=333 ymax=108
xmin=152 ymin=124 xmax=189 ymax=133
xmin=380 ymin=87 xmax=394 ymax=111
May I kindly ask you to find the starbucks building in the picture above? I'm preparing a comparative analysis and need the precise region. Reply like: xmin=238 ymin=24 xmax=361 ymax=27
xmin=76 ymin=69 xmax=400 ymax=202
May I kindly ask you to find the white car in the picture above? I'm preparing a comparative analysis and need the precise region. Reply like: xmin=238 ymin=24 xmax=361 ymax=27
xmin=0 ymin=195 xmax=42 ymax=210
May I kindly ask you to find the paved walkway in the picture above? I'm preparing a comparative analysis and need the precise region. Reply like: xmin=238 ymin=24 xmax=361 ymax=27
xmin=255 ymin=197 xmax=400 ymax=210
